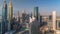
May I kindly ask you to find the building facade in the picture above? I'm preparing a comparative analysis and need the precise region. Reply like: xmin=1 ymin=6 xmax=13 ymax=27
xmin=8 ymin=0 xmax=13 ymax=30
xmin=2 ymin=0 xmax=8 ymax=34
xmin=34 ymin=7 xmax=39 ymax=20
xmin=52 ymin=11 xmax=56 ymax=30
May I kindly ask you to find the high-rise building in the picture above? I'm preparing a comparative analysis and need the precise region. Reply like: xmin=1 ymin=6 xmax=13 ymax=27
xmin=40 ymin=15 xmax=43 ymax=27
xmin=34 ymin=7 xmax=40 ymax=34
xmin=56 ymin=18 xmax=60 ymax=30
xmin=2 ymin=0 xmax=8 ymax=34
xmin=49 ymin=15 xmax=52 ymax=20
xmin=52 ymin=11 xmax=56 ymax=30
xmin=0 ymin=16 xmax=2 ymax=34
xmin=22 ymin=9 xmax=26 ymax=23
xmin=48 ymin=15 xmax=52 ymax=30
xmin=34 ymin=7 xmax=39 ymax=20
xmin=2 ymin=0 xmax=7 ymax=20
xmin=16 ymin=11 xmax=20 ymax=22
xmin=8 ymin=0 xmax=13 ymax=30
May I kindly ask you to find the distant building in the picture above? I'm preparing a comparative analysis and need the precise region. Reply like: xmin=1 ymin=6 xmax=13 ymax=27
xmin=34 ymin=7 xmax=39 ymax=20
xmin=34 ymin=7 xmax=40 ymax=34
xmin=40 ymin=15 xmax=43 ymax=27
xmin=20 ymin=17 xmax=23 ymax=24
xmin=56 ymin=17 xmax=60 ymax=30
xmin=40 ymin=15 xmax=48 ymax=27
xmin=8 ymin=0 xmax=13 ymax=30
xmin=47 ymin=15 xmax=52 ymax=30
xmin=11 ymin=17 xmax=20 ymax=31
xmin=16 ymin=11 xmax=20 ymax=22
xmin=47 ymin=20 xmax=52 ymax=30
xmin=0 ymin=16 xmax=2 ymax=34
xmin=2 ymin=0 xmax=8 ymax=34
xmin=52 ymin=11 xmax=56 ymax=30
xmin=29 ymin=15 xmax=40 ymax=34
xmin=22 ymin=9 xmax=26 ymax=23
xmin=49 ymin=15 xmax=52 ymax=20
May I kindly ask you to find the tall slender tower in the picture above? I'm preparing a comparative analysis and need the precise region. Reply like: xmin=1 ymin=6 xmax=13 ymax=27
xmin=8 ymin=0 xmax=13 ymax=30
xmin=16 ymin=11 xmax=20 ymax=22
xmin=52 ymin=11 xmax=56 ymax=30
xmin=2 ymin=0 xmax=7 ymax=21
xmin=2 ymin=0 xmax=7 ymax=34
xmin=34 ymin=7 xmax=39 ymax=20
xmin=18 ymin=11 xmax=20 ymax=22
xmin=33 ymin=7 xmax=40 ymax=34
xmin=22 ymin=9 xmax=26 ymax=23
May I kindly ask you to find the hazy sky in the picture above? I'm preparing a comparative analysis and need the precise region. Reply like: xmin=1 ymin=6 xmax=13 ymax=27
xmin=0 ymin=0 xmax=60 ymax=15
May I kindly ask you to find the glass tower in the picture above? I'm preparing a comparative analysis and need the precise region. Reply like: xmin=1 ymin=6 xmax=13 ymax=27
xmin=2 ymin=0 xmax=8 ymax=34
xmin=34 ymin=7 xmax=39 ymax=20
xmin=8 ymin=0 xmax=13 ymax=30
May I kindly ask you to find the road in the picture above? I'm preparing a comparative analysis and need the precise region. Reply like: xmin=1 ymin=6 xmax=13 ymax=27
xmin=15 ymin=29 xmax=29 ymax=34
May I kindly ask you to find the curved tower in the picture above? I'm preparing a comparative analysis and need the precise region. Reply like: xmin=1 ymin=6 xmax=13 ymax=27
xmin=2 ymin=0 xmax=7 ymax=34
xmin=8 ymin=0 xmax=13 ymax=30
xmin=8 ymin=0 xmax=13 ymax=21
xmin=2 ymin=0 xmax=7 ymax=20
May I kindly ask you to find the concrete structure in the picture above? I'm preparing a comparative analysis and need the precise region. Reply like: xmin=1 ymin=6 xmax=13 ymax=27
xmin=49 ymin=15 xmax=52 ymax=20
xmin=40 ymin=15 xmax=49 ymax=26
xmin=52 ymin=11 xmax=56 ymax=30
xmin=55 ymin=17 xmax=60 ymax=34
xmin=56 ymin=19 xmax=60 ymax=30
xmin=55 ymin=30 xmax=60 ymax=34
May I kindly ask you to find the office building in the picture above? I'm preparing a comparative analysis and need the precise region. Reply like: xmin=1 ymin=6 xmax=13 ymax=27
xmin=56 ymin=18 xmax=60 ymax=30
xmin=2 ymin=0 xmax=8 ymax=34
xmin=49 ymin=15 xmax=52 ymax=20
xmin=8 ymin=0 xmax=13 ymax=30
xmin=40 ymin=15 xmax=43 ymax=27
xmin=22 ymin=9 xmax=26 ymax=23
xmin=34 ymin=7 xmax=39 ymax=20
xmin=52 ymin=11 xmax=56 ymax=30
xmin=0 ymin=16 xmax=2 ymax=34
xmin=16 ymin=11 xmax=20 ymax=22
xmin=40 ymin=15 xmax=48 ymax=26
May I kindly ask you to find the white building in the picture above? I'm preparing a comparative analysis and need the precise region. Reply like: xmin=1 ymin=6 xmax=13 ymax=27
xmin=52 ymin=11 xmax=56 ymax=30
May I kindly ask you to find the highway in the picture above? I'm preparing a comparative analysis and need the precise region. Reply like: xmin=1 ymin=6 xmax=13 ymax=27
xmin=15 ymin=29 xmax=29 ymax=34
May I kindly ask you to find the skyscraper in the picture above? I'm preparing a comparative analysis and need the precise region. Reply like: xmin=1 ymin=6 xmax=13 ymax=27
xmin=40 ymin=15 xmax=43 ymax=27
xmin=8 ymin=0 xmax=13 ymax=30
xmin=2 ymin=0 xmax=7 ymax=21
xmin=22 ymin=9 xmax=26 ymax=23
xmin=2 ymin=0 xmax=8 ymax=34
xmin=16 ymin=11 xmax=20 ymax=22
xmin=49 ymin=15 xmax=52 ymax=20
xmin=34 ymin=7 xmax=39 ymax=20
xmin=32 ymin=7 xmax=40 ymax=34
xmin=52 ymin=11 xmax=56 ymax=30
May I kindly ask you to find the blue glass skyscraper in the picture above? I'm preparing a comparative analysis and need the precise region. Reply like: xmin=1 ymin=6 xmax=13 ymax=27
xmin=2 ymin=0 xmax=7 ymax=20
xmin=34 ymin=7 xmax=39 ymax=20
xmin=2 ymin=0 xmax=8 ymax=34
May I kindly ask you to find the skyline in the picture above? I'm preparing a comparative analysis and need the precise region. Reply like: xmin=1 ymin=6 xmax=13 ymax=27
xmin=0 ymin=0 xmax=60 ymax=15
xmin=1 ymin=0 xmax=60 ymax=34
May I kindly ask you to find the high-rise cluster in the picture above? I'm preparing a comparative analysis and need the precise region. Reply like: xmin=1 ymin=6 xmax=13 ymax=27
xmin=2 ymin=0 xmax=13 ymax=34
